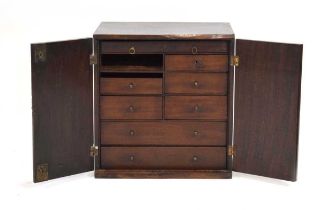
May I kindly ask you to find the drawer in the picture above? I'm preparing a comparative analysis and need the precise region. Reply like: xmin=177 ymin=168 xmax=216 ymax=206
xmin=165 ymin=72 xmax=227 ymax=94
xmin=101 ymin=41 xmax=164 ymax=54
xmin=100 ymin=96 xmax=162 ymax=119
xmin=164 ymin=41 xmax=228 ymax=54
xmin=165 ymin=55 xmax=228 ymax=72
xmin=101 ymin=121 xmax=227 ymax=146
xmin=101 ymin=147 xmax=226 ymax=169
xmin=100 ymin=77 xmax=162 ymax=95
xmin=165 ymin=96 xmax=227 ymax=120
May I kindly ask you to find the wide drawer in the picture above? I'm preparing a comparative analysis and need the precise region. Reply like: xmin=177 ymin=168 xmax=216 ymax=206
xmin=165 ymin=55 xmax=228 ymax=72
xmin=165 ymin=72 xmax=228 ymax=94
xmin=101 ymin=41 xmax=164 ymax=54
xmin=100 ymin=77 xmax=162 ymax=95
xmin=100 ymin=96 xmax=162 ymax=119
xmin=165 ymin=96 xmax=227 ymax=120
xmin=164 ymin=41 xmax=228 ymax=54
xmin=101 ymin=121 xmax=227 ymax=146
xmin=101 ymin=147 xmax=227 ymax=169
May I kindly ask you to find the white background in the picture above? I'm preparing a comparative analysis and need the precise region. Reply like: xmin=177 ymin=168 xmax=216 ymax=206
xmin=1 ymin=0 xmax=330 ymax=209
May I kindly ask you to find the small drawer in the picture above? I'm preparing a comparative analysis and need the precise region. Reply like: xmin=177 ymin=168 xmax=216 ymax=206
xmin=165 ymin=96 xmax=227 ymax=120
xmin=100 ymin=77 xmax=162 ymax=95
xmin=101 ymin=41 xmax=164 ymax=54
xmin=165 ymin=72 xmax=227 ymax=95
xmin=101 ymin=147 xmax=226 ymax=169
xmin=164 ymin=41 xmax=228 ymax=54
xmin=101 ymin=121 xmax=227 ymax=146
xmin=100 ymin=96 xmax=162 ymax=120
xmin=165 ymin=55 xmax=228 ymax=72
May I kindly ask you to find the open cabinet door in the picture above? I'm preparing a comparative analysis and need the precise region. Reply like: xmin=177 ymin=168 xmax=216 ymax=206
xmin=233 ymin=39 xmax=303 ymax=181
xmin=31 ymin=38 xmax=94 ymax=182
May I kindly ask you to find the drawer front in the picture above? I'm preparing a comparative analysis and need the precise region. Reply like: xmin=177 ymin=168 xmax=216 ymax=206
xmin=100 ymin=78 xmax=162 ymax=95
xmin=100 ymin=96 xmax=162 ymax=119
xmin=101 ymin=41 xmax=164 ymax=54
xmin=165 ymin=55 xmax=228 ymax=72
xmin=101 ymin=121 xmax=227 ymax=146
xmin=164 ymin=41 xmax=228 ymax=54
xmin=165 ymin=96 xmax=227 ymax=120
xmin=101 ymin=147 xmax=226 ymax=169
xmin=165 ymin=73 xmax=227 ymax=94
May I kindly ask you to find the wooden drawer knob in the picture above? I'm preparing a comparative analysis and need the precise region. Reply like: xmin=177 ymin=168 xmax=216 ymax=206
xmin=128 ymin=105 xmax=135 ymax=112
xmin=130 ymin=155 xmax=135 ymax=161
xmin=194 ymin=105 xmax=200 ymax=112
xmin=129 ymin=46 xmax=135 ymax=54
xmin=129 ymin=130 xmax=135 ymax=136
xmin=128 ymin=82 xmax=135 ymax=89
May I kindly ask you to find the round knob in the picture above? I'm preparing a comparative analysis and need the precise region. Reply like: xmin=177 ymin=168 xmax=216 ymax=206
xmin=130 ymin=155 xmax=134 ymax=161
xmin=129 ymin=130 xmax=135 ymax=136
xmin=193 ymin=80 xmax=199 ymax=87
xmin=192 ymin=46 xmax=198 ymax=54
xmin=129 ymin=46 xmax=135 ymax=54
xmin=193 ymin=156 xmax=198 ymax=161
xmin=128 ymin=82 xmax=135 ymax=89
xmin=194 ymin=130 xmax=199 ymax=136
xmin=194 ymin=105 xmax=200 ymax=112
xmin=128 ymin=105 xmax=135 ymax=112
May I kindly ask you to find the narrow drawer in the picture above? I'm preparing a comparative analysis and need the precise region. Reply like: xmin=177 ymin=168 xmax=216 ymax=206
xmin=165 ymin=72 xmax=228 ymax=95
xmin=101 ymin=41 xmax=164 ymax=54
xmin=101 ymin=147 xmax=226 ymax=169
xmin=165 ymin=55 xmax=228 ymax=72
xmin=164 ymin=41 xmax=228 ymax=54
xmin=100 ymin=77 xmax=162 ymax=95
xmin=101 ymin=121 xmax=227 ymax=146
xmin=100 ymin=96 xmax=162 ymax=119
xmin=165 ymin=96 xmax=227 ymax=120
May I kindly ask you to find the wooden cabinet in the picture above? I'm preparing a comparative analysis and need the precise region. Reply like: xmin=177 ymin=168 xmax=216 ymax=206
xmin=31 ymin=22 xmax=303 ymax=182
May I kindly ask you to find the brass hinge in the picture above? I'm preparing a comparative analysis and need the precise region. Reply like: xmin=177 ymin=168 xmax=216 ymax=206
xmin=89 ymin=54 xmax=97 ymax=65
xmin=36 ymin=163 xmax=48 ymax=182
xmin=90 ymin=145 xmax=99 ymax=157
xmin=227 ymin=146 xmax=236 ymax=157
xmin=230 ymin=55 xmax=239 ymax=67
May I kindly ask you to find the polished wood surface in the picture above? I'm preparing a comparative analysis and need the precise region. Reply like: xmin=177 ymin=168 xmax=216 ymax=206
xmin=165 ymin=96 xmax=227 ymax=120
xmin=100 ymin=96 xmax=162 ymax=119
xmin=101 ymin=121 xmax=227 ymax=146
xmin=94 ymin=22 xmax=234 ymax=40
xmin=100 ymin=77 xmax=162 ymax=95
xmin=165 ymin=72 xmax=227 ymax=95
xmin=101 ymin=147 xmax=227 ymax=169
xmin=234 ymin=39 xmax=303 ymax=181
xmin=165 ymin=55 xmax=228 ymax=72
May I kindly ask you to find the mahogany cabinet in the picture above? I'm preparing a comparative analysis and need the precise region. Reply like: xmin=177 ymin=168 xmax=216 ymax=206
xmin=31 ymin=22 xmax=303 ymax=182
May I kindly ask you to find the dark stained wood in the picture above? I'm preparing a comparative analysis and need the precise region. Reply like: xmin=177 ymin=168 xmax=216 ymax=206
xmin=95 ymin=169 xmax=232 ymax=179
xmin=101 ymin=41 xmax=164 ymax=54
xmin=94 ymin=22 xmax=234 ymax=40
xmin=100 ymin=77 xmax=162 ymax=95
xmin=101 ymin=147 xmax=227 ymax=169
xmin=101 ymin=121 xmax=227 ymax=146
xmin=100 ymin=96 xmax=162 ymax=119
xmin=164 ymin=41 xmax=228 ymax=54
xmin=234 ymin=39 xmax=303 ymax=181
xmin=94 ymin=39 xmax=101 ymax=170
xmin=165 ymin=55 xmax=228 ymax=72
xmin=165 ymin=72 xmax=227 ymax=95
xmin=31 ymin=38 xmax=93 ymax=182
xmin=165 ymin=96 xmax=227 ymax=120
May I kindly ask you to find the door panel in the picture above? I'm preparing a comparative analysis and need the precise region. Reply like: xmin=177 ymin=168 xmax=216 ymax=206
xmin=31 ymin=38 xmax=93 ymax=182
xmin=234 ymin=39 xmax=302 ymax=181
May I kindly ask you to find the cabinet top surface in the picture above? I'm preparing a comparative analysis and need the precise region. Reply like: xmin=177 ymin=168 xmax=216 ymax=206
xmin=94 ymin=22 xmax=234 ymax=40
